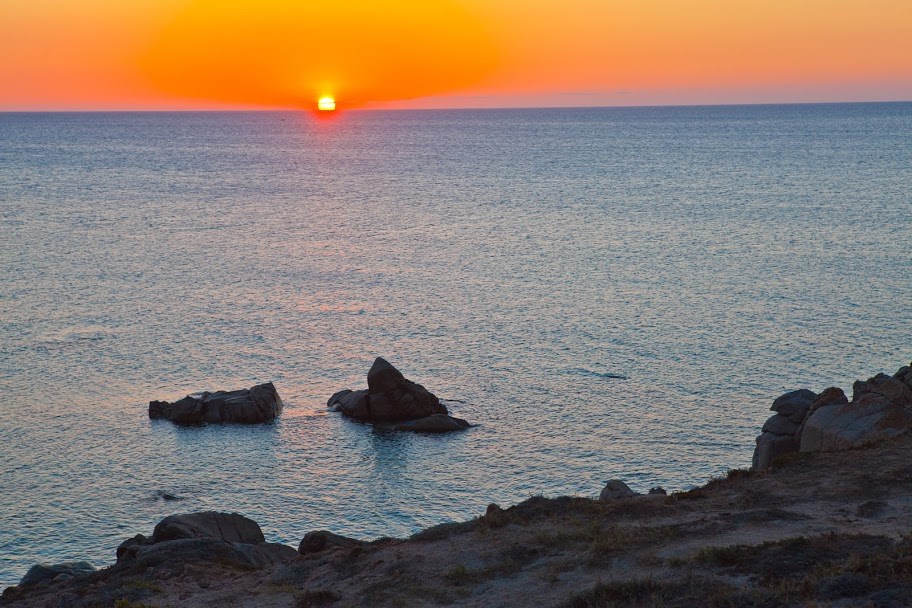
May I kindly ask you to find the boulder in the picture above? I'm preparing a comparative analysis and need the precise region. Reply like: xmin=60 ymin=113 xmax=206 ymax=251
xmin=116 ymin=512 xmax=296 ymax=571
xmin=152 ymin=511 xmax=265 ymax=544
xmin=18 ymin=562 xmax=96 ymax=587
xmin=394 ymin=414 xmax=471 ymax=433
xmin=771 ymin=389 xmax=818 ymax=423
xmin=599 ymin=480 xmax=638 ymax=500
xmin=298 ymin=530 xmax=364 ymax=555
xmin=328 ymin=358 xmax=455 ymax=425
xmin=752 ymin=431 xmax=797 ymax=471
xmin=149 ymin=382 xmax=283 ymax=425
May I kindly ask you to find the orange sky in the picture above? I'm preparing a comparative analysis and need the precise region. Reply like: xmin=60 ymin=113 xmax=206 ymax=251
xmin=2 ymin=0 xmax=910 ymax=110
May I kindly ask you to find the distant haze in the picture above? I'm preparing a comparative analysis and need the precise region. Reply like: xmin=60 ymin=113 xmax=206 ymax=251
xmin=1 ymin=0 xmax=910 ymax=110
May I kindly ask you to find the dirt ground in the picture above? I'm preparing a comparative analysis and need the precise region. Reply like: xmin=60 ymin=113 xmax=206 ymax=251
xmin=5 ymin=433 xmax=912 ymax=608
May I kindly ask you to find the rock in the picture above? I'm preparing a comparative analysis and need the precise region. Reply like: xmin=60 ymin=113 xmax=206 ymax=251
xmin=809 ymin=387 xmax=849 ymax=412
xmin=852 ymin=373 xmax=912 ymax=406
xmin=894 ymin=364 xmax=912 ymax=391
xmin=119 ymin=538 xmax=296 ymax=572
xmin=771 ymin=389 xmax=818 ymax=423
xmin=330 ymin=389 xmax=369 ymax=419
xmin=18 ymin=562 xmax=96 ymax=587
xmin=761 ymin=413 xmax=800 ymax=436
xmin=298 ymin=530 xmax=364 ymax=555
xmin=394 ymin=414 xmax=471 ymax=433
xmin=367 ymin=357 xmax=407 ymax=393
xmin=149 ymin=382 xmax=283 ymax=425
xmin=599 ymin=480 xmax=638 ymax=500
xmin=329 ymin=358 xmax=449 ymax=423
xmin=115 ymin=512 xmax=296 ymax=572
xmin=152 ymin=511 xmax=265 ymax=544
xmin=752 ymin=388 xmax=824 ymax=470
xmin=116 ymin=534 xmax=148 ymax=561
xmin=752 ymin=431 xmax=797 ymax=471
xmin=648 ymin=487 xmax=667 ymax=495
xmin=801 ymin=371 xmax=912 ymax=452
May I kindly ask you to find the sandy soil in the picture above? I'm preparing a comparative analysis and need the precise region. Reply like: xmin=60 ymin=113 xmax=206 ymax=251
xmin=5 ymin=433 xmax=912 ymax=608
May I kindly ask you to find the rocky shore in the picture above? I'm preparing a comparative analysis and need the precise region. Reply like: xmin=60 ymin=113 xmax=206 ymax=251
xmin=5 ymin=362 xmax=912 ymax=607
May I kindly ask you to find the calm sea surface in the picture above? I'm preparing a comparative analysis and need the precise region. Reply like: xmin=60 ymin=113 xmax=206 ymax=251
xmin=1 ymin=103 xmax=910 ymax=587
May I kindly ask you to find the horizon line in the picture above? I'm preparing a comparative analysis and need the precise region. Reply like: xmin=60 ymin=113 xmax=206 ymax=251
xmin=2 ymin=98 xmax=910 ymax=114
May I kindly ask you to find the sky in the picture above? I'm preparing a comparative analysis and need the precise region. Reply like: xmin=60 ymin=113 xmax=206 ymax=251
xmin=1 ymin=0 xmax=910 ymax=111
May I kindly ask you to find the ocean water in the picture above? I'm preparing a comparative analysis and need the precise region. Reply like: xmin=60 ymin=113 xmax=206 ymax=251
xmin=1 ymin=103 xmax=910 ymax=587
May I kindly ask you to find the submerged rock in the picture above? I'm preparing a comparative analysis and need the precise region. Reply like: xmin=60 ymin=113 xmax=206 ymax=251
xmin=394 ymin=414 xmax=471 ymax=433
xmin=328 ymin=358 xmax=468 ymax=431
xmin=149 ymin=382 xmax=283 ymax=425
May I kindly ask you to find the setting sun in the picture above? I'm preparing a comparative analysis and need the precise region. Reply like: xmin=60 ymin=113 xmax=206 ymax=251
xmin=317 ymin=96 xmax=336 ymax=111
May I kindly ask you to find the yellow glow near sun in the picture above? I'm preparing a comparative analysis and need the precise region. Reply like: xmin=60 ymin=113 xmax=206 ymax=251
xmin=317 ymin=96 xmax=336 ymax=111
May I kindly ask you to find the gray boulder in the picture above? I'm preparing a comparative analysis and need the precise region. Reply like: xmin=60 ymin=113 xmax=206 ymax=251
xmin=328 ymin=357 xmax=453 ymax=425
xmin=18 ymin=561 xmax=96 ymax=587
xmin=599 ymin=480 xmax=638 ymax=500
xmin=149 ymin=382 xmax=283 ymax=425
xmin=771 ymin=389 xmax=818 ymax=423
xmin=394 ymin=414 xmax=471 ymax=433
xmin=298 ymin=530 xmax=364 ymax=555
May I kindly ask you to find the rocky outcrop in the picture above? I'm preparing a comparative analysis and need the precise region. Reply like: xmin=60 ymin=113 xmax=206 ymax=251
xmin=328 ymin=358 xmax=470 ymax=432
xmin=116 ymin=512 xmax=296 ymax=571
xmin=149 ymin=382 xmax=283 ymax=425
xmin=752 ymin=389 xmax=817 ymax=471
xmin=298 ymin=530 xmax=364 ymax=555
xmin=17 ymin=562 xmax=96 ymax=587
xmin=752 ymin=363 xmax=912 ymax=470
xmin=800 ymin=371 xmax=912 ymax=452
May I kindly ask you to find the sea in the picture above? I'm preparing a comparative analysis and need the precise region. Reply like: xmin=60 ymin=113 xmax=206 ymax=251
xmin=1 ymin=103 xmax=910 ymax=588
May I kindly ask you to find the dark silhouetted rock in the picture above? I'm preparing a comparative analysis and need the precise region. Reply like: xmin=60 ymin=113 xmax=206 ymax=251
xmin=19 ymin=562 xmax=96 ymax=587
xmin=152 ymin=511 xmax=265 ymax=544
xmin=599 ymin=480 xmax=638 ymax=500
xmin=394 ymin=414 xmax=471 ymax=433
xmin=149 ymin=382 xmax=283 ymax=425
xmin=298 ymin=530 xmax=364 ymax=555
xmin=648 ymin=487 xmax=667 ymax=495
xmin=328 ymin=389 xmax=369 ymax=419
xmin=328 ymin=358 xmax=455 ymax=426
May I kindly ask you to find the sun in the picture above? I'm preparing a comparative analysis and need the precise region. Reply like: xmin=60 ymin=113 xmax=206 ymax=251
xmin=317 ymin=96 xmax=336 ymax=111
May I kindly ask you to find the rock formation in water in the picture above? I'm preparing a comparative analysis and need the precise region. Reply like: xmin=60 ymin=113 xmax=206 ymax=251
xmin=752 ymin=362 xmax=912 ymax=470
xmin=148 ymin=382 xmax=283 ymax=425
xmin=328 ymin=357 xmax=471 ymax=432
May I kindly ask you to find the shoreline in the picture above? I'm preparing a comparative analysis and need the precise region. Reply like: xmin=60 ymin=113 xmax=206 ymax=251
xmin=4 ymin=362 xmax=912 ymax=607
